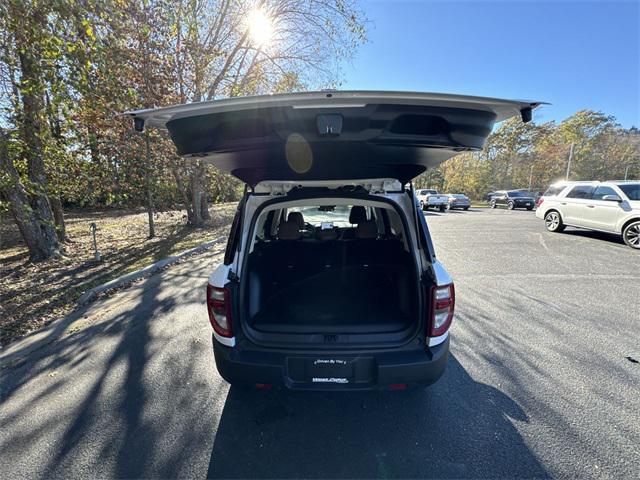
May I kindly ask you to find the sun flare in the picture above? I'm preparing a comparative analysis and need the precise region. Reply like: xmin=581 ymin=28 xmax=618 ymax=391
xmin=247 ymin=9 xmax=273 ymax=46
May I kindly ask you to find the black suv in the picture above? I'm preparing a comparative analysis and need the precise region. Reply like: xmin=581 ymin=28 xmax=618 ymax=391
xmin=490 ymin=190 xmax=535 ymax=210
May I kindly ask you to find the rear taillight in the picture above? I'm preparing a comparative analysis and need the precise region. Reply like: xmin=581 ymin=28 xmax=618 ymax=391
xmin=429 ymin=283 xmax=455 ymax=337
xmin=206 ymin=284 xmax=233 ymax=337
xmin=536 ymin=198 xmax=544 ymax=207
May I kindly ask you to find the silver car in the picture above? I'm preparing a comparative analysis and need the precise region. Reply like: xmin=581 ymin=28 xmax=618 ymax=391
xmin=446 ymin=194 xmax=471 ymax=210
xmin=535 ymin=181 xmax=640 ymax=249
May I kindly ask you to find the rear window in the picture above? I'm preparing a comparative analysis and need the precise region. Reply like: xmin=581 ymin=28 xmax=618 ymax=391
xmin=565 ymin=185 xmax=595 ymax=199
xmin=288 ymin=205 xmax=359 ymax=227
xmin=543 ymin=185 xmax=566 ymax=197
xmin=507 ymin=191 xmax=527 ymax=197
xmin=452 ymin=194 xmax=466 ymax=198
xmin=592 ymin=185 xmax=618 ymax=200
xmin=618 ymin=183 xmax=640 ymax=201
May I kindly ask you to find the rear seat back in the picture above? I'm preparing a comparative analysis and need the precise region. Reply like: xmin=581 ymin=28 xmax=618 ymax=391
xmin=278 ymin=219 xmax=302 ymax=241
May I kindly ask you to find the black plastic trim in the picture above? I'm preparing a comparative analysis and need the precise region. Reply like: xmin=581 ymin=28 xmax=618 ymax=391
xmin=166 ymin=104 xmax=498 ymax=185
xmin=212 ymin=333 xmax=450 ymax=390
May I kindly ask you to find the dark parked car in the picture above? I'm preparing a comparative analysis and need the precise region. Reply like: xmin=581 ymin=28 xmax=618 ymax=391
xmin=490 ymin=190 xmax=535 ymax=210
xmin=483 ymin=191 xmax=498 ymax=202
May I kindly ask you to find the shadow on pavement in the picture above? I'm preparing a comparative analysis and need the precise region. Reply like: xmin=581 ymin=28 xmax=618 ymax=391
xmin=0 ymin=253 xmax=219 ymax=479
xmin=206 ymin=355 xmax=548 ymax=479
xmin=562 ymin=228 xmax=625 ymax=247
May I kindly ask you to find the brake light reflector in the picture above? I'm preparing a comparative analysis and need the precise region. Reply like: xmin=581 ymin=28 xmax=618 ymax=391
xmin=206 ymin=284 xmax=233 ymax=337
xmin=429 ymin=283 xmax=455 ymax=337
xmin=536 ymin=198 xmax=544 ymax=207
xmin=388 ymin=383 xmax=408 ymax=391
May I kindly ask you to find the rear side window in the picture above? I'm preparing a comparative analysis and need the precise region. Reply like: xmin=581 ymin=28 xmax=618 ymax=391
xmin=592 ymin=186 xmax=617 ymax=200
xmin=224 ymin=198 xmax=245 ymax=265
xmin=565 ymin=185 xmax=595 ymax=199
xmin=543 ymin=185 xmax=566 ymax=197
xmin=618 ymin=183 xmax=640 ymax=200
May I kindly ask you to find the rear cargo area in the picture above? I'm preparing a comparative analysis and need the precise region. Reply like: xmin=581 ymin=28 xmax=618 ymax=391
xmin=245 ymin=228 xmax=419 ymax=338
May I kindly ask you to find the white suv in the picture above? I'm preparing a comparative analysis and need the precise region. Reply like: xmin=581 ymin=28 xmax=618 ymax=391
xmin=128 ymin=91 xmax=541 ymax=390
xmin=536 ymin=181 xmax=640 ymax=249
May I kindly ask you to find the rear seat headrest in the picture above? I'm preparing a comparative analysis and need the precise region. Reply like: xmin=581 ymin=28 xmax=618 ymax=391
xmin=349 ymin=206 xmax=367 ymax=224
xmin=356 ymin=220 xmax=378 ymax=239
xmin=278 ymin=220 xmax=302 ymax=240
xmin=288 ymin=211 xmax=304 ymax=229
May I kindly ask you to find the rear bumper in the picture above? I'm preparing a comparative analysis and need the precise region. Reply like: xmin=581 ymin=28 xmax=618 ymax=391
xmin=213 ymin=336 xmax=450 ymax=391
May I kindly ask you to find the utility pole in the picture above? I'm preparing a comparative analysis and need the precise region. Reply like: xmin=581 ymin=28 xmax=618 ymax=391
xmin=625 ymin=164 xmax=631 ymax=180
xmin=565 ymin=143 xmax=574 ymax=180
xmin=528 ymin=165 xmax=534 ymax=192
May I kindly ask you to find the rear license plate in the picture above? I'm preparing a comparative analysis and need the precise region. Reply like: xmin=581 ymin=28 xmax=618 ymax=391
xmin=308 ymin=359 xmax=353 ymax=383
xmin=287 ymin=357 xmax=375 ymax=386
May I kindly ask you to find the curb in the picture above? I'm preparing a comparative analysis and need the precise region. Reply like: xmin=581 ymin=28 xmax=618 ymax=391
xmin=77 ymin=237 xmax=225 ymax=305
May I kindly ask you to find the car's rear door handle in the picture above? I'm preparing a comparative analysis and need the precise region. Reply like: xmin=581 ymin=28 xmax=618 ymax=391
xmin=560 ymin=202 xmax=567 ymax=205
xmin=587 ymin=205 xmax=596 ymax=208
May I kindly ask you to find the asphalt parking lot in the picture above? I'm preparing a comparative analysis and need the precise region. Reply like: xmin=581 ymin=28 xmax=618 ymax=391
xmin=1 ymin=208 xmax=639 ymax=478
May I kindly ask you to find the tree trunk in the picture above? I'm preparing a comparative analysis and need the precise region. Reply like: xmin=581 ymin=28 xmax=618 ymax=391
xmin=0 ymin=131 xmax=59 ymax=261
xmin=200 ymin=169 xmax=211 ymax=221
xmin=190 ymin=165 xmax=203 ymax=227
xmin=50 ymin=196 xmax=66 ymax=242
xmin=169 ymin=158 xmax=194 ymax=223
xmin=144 ymin=132 xmax=155 ymax=238
xmin=200 ymin=193 xmax=210 ymax=221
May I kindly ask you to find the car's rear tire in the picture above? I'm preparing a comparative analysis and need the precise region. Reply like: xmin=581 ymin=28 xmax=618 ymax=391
xmin=507 ymin=201 xmax=515 ymax=210
xmin=490 ymin=201 xmax=497 ymax=209
xmin=544 ymin=211 xmax=565 ymax=232
xmin=622 ymin=220 xmax=640 ymax=249
xmin=420 ymin=200 xmax=425 ymax=210
xmin=527 ymin=206 xmax=533 ymax=211
xmin=439 ymin=205 xmax=446 ymax=212
xmin=463 ymin=207 xmax=469 ymax=211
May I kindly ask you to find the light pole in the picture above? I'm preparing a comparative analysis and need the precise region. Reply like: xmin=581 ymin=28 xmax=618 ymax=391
xmin=625 ymin=165 xmax=630 ymax=180
xmin=528 ymin=165 xmax=534 ymax=192
xmin=565 ymin=143 xmax=574 ymax=180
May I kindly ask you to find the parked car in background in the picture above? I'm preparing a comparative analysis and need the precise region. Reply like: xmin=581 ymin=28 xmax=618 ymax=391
xmin=536 ymin=181 xmax=640 ymax=249
xmin=129 ymin=90 xmax=540 ymax=389
xmin=446 ymin=194 xmax=470 ymax=210
xmin=416 ymin=189 xmax=449 ymax=212
xmin=490 ymin=190 xmax=535 ymax=210
xmin=483 ymin=191 xmax=498 ymax=202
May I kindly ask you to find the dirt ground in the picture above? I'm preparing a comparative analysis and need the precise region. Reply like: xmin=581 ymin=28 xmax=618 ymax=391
xmin=0 ymin=204 xmax=236 ymax=344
